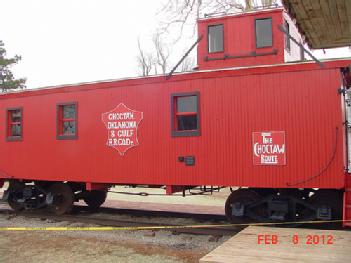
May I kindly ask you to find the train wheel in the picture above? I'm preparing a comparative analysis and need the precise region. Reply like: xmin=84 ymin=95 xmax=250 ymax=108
xmin=309 ymin=190 xmax=343 ymax=220
xmin=225 ymin=189 xmax=260 ymax=223
xmin=83 ymin=190 xmax=107 ymax=210
xmin=48 ymin=183 xmax=74 ymax=215
xmin=7 ymin=180 xmax=25 ymax=211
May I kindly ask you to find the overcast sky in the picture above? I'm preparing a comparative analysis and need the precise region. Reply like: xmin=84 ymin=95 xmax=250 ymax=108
xmin=1 ymin=0 xmax=165 ymax=89
xmin=1 ymin=0 xmax=350 ymax=89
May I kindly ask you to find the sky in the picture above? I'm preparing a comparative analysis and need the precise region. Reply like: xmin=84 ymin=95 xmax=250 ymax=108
xmin=1 ymin=0 xmax=351 ymax=89
xmin=1 ymin=0 xmax=166 ymax=89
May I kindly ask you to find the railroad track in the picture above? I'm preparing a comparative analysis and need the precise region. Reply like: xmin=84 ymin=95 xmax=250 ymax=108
xmin=0 ymin=204 xmax=242 ymax=236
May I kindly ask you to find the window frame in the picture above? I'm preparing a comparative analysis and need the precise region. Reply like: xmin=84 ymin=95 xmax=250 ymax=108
xmin=171 ymin=92 xmax=200 ymax=137
xmin=207 ymin=24 xmax=224 ymax=54
xmin=56 ymin=102 xmax=78 ymax=140
xmin=255 ymin=17 xmax=273 ymax=49
xmin=6 ymin=107 xmax=23 ymax=141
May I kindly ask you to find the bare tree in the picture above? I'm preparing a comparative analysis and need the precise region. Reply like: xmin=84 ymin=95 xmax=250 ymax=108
xmin=245 ymin=0 xmax=253 ymax=10
xmin=153 ymin=33 xmax=170 ymax=74
xmin=262 ymin=0 xmax=276 ymax=7
xmin=180 ymin=55 xmax=195 ymax=72
xmin=136 ymin=39 xmax=154 ymax=77
xmin=136 ymin=35 xmax=196 ymax=76
xmin=137 ymin=32 xmax=173 ymax=76
xmin=158 ymin=0 xmax=278 ymax=39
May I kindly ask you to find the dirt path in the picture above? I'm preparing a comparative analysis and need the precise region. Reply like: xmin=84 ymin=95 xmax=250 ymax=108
xmin=0 ymin=185 xmax=233 ymax=262
xmin=0 ymin=231 xmax=205 ymax=263
xmin=0 ymin=213 xmax=231 ymax=263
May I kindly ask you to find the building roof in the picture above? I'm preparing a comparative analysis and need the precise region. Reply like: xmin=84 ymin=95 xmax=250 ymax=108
xmin=282 ymin=0 xmax=351 ymax=49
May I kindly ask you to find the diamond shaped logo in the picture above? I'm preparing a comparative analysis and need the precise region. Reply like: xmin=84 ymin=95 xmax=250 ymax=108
xmin=102 ymin=103 xmax=143 ymax=156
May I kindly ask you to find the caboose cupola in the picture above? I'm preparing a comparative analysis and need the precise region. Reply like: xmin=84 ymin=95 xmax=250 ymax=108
xmin=197 ymin=7 xmax=304 ymax=70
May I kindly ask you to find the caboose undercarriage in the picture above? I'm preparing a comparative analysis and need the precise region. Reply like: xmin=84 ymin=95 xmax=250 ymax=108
xmin=2 ymin=179 xmax=343 ymax=225
xmin=225 ymin=188 xmax=343 ymax=223
xmin=3 ymin=180 xmax=108 ymax=215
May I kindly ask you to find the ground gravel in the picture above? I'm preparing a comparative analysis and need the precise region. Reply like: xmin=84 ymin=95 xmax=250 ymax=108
xmin=0 ymin=211 xmax=231 ymax=263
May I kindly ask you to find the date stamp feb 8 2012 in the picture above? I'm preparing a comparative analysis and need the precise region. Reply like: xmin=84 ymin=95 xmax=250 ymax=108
xmin=257 ymin=234 xmax=333 ymax=245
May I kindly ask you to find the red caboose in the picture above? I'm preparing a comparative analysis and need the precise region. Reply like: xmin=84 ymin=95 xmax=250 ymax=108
xmin=1 ymin=7 xmax=351 ymax=226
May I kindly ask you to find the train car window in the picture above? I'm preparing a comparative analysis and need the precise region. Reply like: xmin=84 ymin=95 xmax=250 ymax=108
xmin=7 ymin=108 xmax=23 ymax=141
xmin=284 ymin=20 xmax=290 ymax=51
xmin=255 ymin=18 xmax=273 ymax=48
xmin=57 ymin=103 xmax=77 ymax=139
xmin=171 ymin=92 xmax=200 ymax=137
xmin=208 ymin=24 xmax=224 ymax=53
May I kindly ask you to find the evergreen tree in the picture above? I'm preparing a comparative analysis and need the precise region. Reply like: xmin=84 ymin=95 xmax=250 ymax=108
xmin=0 ymin=40 xmax=26 ymax=92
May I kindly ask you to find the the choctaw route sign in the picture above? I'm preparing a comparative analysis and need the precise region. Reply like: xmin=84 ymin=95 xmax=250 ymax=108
xmin=102 ymin=103 xmax=143 ymax=156
xmin=252 ymin=131 xmax=286 ymax=165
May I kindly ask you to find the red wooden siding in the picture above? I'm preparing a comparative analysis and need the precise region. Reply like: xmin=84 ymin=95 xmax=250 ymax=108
xmin=197 ymin=9 xmax=285 ymax=70
xmin=0 ymin=60 xmax=349 ymax=190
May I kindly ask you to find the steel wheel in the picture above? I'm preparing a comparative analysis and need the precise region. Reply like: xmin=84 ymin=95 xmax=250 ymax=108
xmin=309 ymin=190 xmax=343 ymax=220
xmin=83 ymin=190 xmax=107 ymax=210
xmin=48 ymin=183 xmax=74 ymax=215
xmin=225 ymin=189 xmax=260 ymax=223
xmin=7 ymin=180 xmax=25 ymax=211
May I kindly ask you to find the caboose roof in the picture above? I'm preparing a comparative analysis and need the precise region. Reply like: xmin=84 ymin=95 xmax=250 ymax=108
xmin=1 ymin=57 xmax=351 ymax=99
xmin=197 ymin=7 xmax=283 ymax=23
